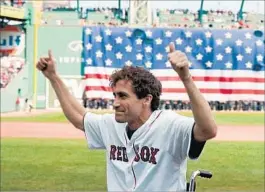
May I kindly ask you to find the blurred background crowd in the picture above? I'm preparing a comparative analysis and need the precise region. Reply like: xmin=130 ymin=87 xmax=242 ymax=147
xmin=38 ymin=6 xmax=264 ymax=30
xmin=82 ymin=98 xmax=265 ymax=112
xmin=1 ymin=0 xmax=26 ymax=7
xmin=0 ymin=54 xmax=25 ymax=89
xmin=0 ymin=0 xmax=263 ymax=28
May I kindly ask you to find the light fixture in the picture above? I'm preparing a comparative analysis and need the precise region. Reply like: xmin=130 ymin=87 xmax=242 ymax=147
xmin=8 ymin=20 xmax=23 ymax=25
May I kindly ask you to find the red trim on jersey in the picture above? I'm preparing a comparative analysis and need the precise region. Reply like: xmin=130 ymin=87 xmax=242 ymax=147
xmin=145 ymin=111 xmax=163 ymax=136
xmin=149 ymin=111 xmax=163 ymax=127
xmin=131 ymin=143 xmax=137 ymax=189
xmin=127 ymin=111 xmax=163 ymax=190
xmin=124 ymin=133 xmax=128 ymax=145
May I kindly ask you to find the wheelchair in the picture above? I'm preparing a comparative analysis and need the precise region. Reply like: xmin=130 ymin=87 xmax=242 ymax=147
xmin=186 ymin=170 xmax=212 ymax=192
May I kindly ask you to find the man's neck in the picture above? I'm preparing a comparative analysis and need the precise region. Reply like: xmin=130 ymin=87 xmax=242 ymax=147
xmin=128 ymin=110 xmax=153 ymax=130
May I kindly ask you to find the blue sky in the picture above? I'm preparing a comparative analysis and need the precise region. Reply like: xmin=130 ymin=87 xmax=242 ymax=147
xmin=71 ymin=0 xmax=264 ymax=14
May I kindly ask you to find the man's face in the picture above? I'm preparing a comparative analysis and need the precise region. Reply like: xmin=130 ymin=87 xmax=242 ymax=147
xmin=112 ymin=80 xmax=144 ymax=124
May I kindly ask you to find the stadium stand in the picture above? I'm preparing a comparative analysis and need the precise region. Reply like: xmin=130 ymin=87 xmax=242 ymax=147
xmin=1 ymin=1 xmax=264 ymax=112
xmin=81 ymin=98 xmax=265 ymax=112
xmin=39 ymin=5 xmax=264 ymax=30
xmin=0 ymin=0 xmax=26 ymax=7
xmin=0 ymin=0 xmax=26 ymax=89
xmin=0 ymin=54 xmax=25 ymax=88
xmin=155 ymin=8 xmax=264 ymax=29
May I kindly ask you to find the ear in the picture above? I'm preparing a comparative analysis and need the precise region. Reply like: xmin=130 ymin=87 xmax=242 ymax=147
xmin=143 ymin=94 xmax=153 ymax=105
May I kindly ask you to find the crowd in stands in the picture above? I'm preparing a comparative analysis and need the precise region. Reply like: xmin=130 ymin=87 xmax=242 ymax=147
xmin=1 ymin=0 xmax=25 ymax=8
xmin=40 ymin=6 xmax=264 ymax=30
xmin=0 ymin=0 xmax=26 ymax=89
xmin=0 ymin=1 xmax=263 ymax=29
xmin=0 ymin=54 xmax=25 ymax=88
xmin=80 ymin=7 xmax=128 ymax=26
xmin=155 ymin=8 xmax=264 ymax=30
xmin=82 ymin=98 xmax=265 ymax=112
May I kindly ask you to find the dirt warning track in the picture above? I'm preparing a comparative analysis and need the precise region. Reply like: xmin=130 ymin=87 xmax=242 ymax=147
xmin=1 ymin=122 xmax=263 ymax=141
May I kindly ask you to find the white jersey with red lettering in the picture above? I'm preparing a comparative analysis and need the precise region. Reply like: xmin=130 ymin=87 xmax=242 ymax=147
xmin=83 ymin=109 xmax=198 ymax=191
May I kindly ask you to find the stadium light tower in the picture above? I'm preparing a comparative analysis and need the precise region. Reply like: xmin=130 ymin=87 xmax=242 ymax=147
xmin=238 ymin=0 xmax=245 ymax=21
xmin=198 ymin=0 xmax=204 ymax=24
xmin=77 ymin=0 xmax=80 ymax=11
xmin=129 ymin=0 xmax=152 ymax=25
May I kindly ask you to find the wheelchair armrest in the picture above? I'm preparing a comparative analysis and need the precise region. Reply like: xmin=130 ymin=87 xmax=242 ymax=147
xmin=187 ymin=170 xmax=212 ymax=192
xmin=198 ymin=170 xmax=212 ymax=178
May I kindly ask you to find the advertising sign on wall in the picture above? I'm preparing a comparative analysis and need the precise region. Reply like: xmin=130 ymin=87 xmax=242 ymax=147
xmin=0 ymin=5 xmax=25 ymax=20
xmin=0 ymin=25 xmax=25 ymax=55
xmin=0 ymin=25 xmax=25 ymax=89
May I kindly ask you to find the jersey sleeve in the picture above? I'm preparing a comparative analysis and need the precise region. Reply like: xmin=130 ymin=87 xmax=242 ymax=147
xmin=166 ymin=114 xmax=198 ymax=161
xmin=188 ymin=125 xmax=206 ymax=159
xmin=83 ymin=112 xmax=112 ymax=149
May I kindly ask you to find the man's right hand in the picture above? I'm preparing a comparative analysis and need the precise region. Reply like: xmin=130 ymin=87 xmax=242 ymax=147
xmin=36 ymin=50 xmax=57 ymax=80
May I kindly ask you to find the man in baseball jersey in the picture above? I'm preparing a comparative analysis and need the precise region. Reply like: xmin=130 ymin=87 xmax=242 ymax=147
xmin=37 ymin=42 xmax=217 ymax=191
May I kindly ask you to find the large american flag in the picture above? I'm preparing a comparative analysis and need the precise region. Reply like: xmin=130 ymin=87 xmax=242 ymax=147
xmin=82 ymin=26 xmax=264 ymax=101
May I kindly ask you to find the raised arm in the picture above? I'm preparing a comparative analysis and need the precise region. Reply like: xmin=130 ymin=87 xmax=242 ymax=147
xmin=168 ymin=43 xmax=217 ymax=142
xmin=36 ymin=50 xmax=86 ymax=130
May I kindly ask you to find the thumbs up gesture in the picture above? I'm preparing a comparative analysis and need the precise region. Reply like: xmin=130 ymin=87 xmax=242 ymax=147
xmin=36 ymin=50 xmax=57 ymax=79
xmin=168 ymin=42 xmax=191 ymax=82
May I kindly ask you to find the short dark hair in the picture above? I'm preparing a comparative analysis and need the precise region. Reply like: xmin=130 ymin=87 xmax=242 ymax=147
xmin=109 ymin=66 xmax=162 ymax=111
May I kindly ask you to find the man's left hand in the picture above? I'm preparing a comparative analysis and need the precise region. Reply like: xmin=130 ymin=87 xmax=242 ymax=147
xmin=168 ymin=42 xmax=191 ymax=81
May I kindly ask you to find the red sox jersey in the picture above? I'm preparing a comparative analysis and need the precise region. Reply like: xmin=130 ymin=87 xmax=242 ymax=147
xmin=83 ymin=110 xmax=201 ymax=191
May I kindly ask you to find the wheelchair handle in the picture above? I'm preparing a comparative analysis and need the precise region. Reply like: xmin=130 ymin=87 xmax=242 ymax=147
xmin=188 ymin=170 xmax=212 ymax=192
xmin=199 ymin=170 xmax=212 ymax=178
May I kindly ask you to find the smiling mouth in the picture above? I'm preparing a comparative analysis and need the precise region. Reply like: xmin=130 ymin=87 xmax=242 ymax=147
xmin=115 ymin=111 xmax=124 ymax=114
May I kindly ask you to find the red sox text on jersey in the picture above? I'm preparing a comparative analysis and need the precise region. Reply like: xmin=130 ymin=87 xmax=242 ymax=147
xmin=110 ymin=145 xmax=160 ymax=164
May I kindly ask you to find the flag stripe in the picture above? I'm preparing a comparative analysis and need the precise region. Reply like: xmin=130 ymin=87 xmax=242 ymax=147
xmin=85 ymin=86 xmax=264 ymax=95
xmin=158 ymin=76 xmax=265 ymax=83
xmin=85 ymin=78 xmax=264 ymax=90
xmin=84 ymin=67 xmax=265 ymax=78
xmin=85 ymin=74 xmax=265 ymax=83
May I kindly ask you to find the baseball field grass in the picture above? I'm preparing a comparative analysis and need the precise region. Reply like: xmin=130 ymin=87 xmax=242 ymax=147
xmin=1 ymin=138 xmax=264 ymax=191
xmin=1 ymin=111 xmax=264 ymax=191
xmin=1 ymin=110 xmax=264 ymax=125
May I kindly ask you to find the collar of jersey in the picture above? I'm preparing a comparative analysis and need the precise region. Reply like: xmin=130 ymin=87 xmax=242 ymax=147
xmin=124 ymin=110 xmax=162 ymax=143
